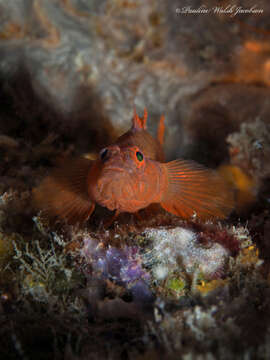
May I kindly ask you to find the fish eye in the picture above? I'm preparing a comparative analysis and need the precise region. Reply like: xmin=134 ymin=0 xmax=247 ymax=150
xmin=100 ymin=148 xmax=108 ymax=161
xmin=136 ymin=151 xmax=144 ymax=162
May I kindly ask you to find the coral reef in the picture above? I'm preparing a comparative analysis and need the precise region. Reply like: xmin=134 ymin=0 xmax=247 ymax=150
xmin=227 ymin=118 xmax=270 ymax=183
xmin=0 ymin=0 xmax=270 ymax=359
xmin=143 ymin=226 xmax=229 ymax=280
xmin=0 ymin=198 xmax=267 ymax=359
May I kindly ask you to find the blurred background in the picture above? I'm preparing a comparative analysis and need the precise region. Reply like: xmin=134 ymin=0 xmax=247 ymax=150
xmin=1 ymin=1 xmax=270 ymax=359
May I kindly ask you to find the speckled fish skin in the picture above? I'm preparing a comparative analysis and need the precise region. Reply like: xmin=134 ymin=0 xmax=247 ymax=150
xmin=88 ymin=145 xmax=166 ymax=213
xmin=33 ymin=108 xmax=234 ymax=224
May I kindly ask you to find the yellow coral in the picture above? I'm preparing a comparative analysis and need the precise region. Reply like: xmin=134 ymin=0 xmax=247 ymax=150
xmin=197 ymin=279 xmax=228 ymax=295
xmin=218 ymin=165 xmax=256 ymax=212
xmin=239 ymin=245 xmax=261 ymax=267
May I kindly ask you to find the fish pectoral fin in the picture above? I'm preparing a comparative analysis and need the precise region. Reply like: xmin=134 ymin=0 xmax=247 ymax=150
xmin=33 ymin=157 xmax=95 ymax=225
xmin=160 ymin=160 xmax=234 ymax=220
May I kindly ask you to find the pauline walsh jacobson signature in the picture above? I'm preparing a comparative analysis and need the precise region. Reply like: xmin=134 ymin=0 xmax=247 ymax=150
xmin=176 ymin=5 xmax=263 ymax=16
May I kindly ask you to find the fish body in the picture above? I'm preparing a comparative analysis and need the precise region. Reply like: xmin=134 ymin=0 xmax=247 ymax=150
xmin=33 ymin=109 xmax=234 ymax=224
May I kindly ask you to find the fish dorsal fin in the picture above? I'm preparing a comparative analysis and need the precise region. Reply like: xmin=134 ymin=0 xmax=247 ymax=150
xmin=157 ymin=114 xmax=165 ymax=146
xmin=33 ymin=157 xmax=95 ymax=225
xmin=142 ymin=108 xmax=148 ymax=128
xmin=160 ymin=160 xmax=234 ymax=220
xmin=133 ymin=107 xmax=147 ymax=130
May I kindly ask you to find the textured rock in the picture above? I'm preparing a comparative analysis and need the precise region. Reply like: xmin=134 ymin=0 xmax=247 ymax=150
xmin=1 ymin=1 xmax=270 ymax=359
xmin=1 ymin=0 xmax=265 ymax=161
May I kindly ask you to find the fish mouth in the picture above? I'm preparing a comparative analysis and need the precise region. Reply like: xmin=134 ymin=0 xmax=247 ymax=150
xmin=103 ymin=166 xmax=126 ymax=173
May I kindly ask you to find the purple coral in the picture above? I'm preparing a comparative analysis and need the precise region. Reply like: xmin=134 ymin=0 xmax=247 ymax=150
xmin=81 ymin=235 xmax=153 ymax=303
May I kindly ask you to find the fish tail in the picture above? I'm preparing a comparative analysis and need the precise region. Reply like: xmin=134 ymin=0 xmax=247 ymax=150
xmin=157 ymin=114 xmax=165 ymax=146
xmin=160 ymin=160 xmax=234 ymax=220
xmin=33 ymin=157 xmax=95 ymax=224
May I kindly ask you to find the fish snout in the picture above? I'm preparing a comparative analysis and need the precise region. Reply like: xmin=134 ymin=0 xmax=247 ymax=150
xmin=99 ymin=145 xmax=121 ymax=163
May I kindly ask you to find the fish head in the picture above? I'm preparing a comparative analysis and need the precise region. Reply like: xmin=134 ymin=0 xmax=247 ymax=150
xmin=88 ymin=145 xmax=149 ymax=211
xmin=99 ymin=144 xmax=146 ymax=174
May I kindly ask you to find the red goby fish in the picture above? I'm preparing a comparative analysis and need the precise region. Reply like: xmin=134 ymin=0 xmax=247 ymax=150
xmin=33 ymin=109 xmax=234 ymax=224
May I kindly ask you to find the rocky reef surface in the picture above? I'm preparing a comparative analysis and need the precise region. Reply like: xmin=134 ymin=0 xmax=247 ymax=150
xmin=0 ymin=1 xmax=270 ymax=359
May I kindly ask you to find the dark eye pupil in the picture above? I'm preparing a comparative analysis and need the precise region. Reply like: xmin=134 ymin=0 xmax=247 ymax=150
xmin=136 ymin=151 xmax=143 ymax=162
xmin=100 ymin=148 xmax=108 ymax=161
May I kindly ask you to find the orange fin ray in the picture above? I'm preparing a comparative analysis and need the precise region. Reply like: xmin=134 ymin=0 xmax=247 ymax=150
xmin=161 ymin=160 xmax=234 ymax=220
xmin=133 ymin=107 xmax=147 ymax=130
xmin=157 ymin=114 xmax=165 ymax=146
xmin=33 ymin=157 xmax=95 ymax=224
